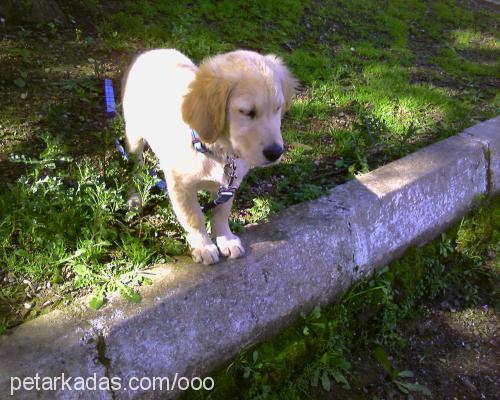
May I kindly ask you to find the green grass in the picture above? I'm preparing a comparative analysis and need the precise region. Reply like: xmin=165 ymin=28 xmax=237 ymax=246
xmin=0 ymin=0 xmax=499 ymax=329
xmin=182 ymin=196 xmax=499 ymax=399
xmin=0 ymin=129 xmax=187 ymax=329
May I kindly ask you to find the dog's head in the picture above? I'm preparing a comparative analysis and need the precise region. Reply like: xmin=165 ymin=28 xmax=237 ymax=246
xmin=182 ymin=50 xmax=297 ymax=167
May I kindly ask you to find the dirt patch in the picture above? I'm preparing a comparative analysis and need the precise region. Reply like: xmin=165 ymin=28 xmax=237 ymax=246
xmin=311 ymin=310 xmax=500 ymax=400
xmin=316 ymin=265 xmax=500 ymax=400
xmin=401 ymin=306 xmax=499 ymax=399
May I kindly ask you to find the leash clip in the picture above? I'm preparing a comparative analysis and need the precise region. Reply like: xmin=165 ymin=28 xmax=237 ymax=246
xmin=191 ymin=130 xmax=208 ymax=153
xmin=214 ymin=187 xmax=236 ymax=205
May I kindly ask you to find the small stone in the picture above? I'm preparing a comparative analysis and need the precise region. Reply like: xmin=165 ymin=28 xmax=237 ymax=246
xmin=339 ymin=112 xmax=345 ymax=117
xmin=440 ymin=300 xmax=452 ymax=311
xmin=24 ymin=302 xmax=33 ymax=310
xmin=42 ymin=300 xmax=52 ymax=308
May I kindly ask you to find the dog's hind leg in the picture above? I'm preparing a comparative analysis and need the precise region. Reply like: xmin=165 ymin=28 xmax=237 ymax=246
xmin=125 ymin=130 xmax=145 ymax=165
xmin=125 ymin=128 xmax=145 ymax=210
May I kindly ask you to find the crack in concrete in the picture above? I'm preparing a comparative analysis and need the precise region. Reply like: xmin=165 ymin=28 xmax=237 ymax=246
xmin=96 ymin=333 xmax=116 ymax=400
xmin=462 ymin=132 xmax=492 ymax=195
xmin=484 ymin=147 xmax=493 ymax=196
xmin=346 ymin=221 xmax=356 ymax=265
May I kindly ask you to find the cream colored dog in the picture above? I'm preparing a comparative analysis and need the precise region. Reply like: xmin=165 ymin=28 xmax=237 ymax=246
xmin=122 ymin=49 xmax=297 ymax=265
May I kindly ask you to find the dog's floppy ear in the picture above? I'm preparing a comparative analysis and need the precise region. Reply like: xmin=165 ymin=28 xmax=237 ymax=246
xmin=182 ymin=62 xmax=232 ymax=144
xmin=265 ymin=55 xmax=298 ymax=114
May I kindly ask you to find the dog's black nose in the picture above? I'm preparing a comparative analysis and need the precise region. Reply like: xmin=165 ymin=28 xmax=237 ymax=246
xmin=263 ymin=143 xmax=283 ymax=162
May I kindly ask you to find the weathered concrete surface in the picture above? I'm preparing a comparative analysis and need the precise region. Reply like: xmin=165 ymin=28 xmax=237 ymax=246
xmin=335 ymin=134 xmax=488 ymax=273
xmin=103 ymin=203 xmax=357 ymax=399
xmin=0 ymin=117 xmax=497 ymax=399
xmin=0 ymin=310 xmax=110 ymax=399
xmin=460 ymin=116 xmax=500 ymax=195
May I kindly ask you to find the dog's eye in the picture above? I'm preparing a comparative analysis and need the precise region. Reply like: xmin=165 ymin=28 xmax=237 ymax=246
xmin=239 ymin=109 xmax=256 ymax=119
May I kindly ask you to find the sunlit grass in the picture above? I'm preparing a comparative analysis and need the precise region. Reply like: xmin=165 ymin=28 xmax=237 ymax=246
xmin=452 ymin=29 xmax=500 ymax=51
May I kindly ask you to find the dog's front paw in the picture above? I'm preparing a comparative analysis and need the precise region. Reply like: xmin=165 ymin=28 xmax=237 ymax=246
xmin=191 ymin=243 xmax=220 ymax=265
xmin=216 ymin=235 xmax=245 ymax=259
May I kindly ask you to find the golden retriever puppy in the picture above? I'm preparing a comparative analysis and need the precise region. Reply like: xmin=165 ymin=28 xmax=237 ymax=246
xmin=122 ymin=49 xmax=297 ymax=264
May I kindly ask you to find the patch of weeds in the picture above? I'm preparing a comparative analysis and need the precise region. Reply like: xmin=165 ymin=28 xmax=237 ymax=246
xmin=373 ymin=346 xmax=431 ymax=397
xmin=291 ymin=183 xmax=324 ymax=202
xmin=0 ymin=131 xmax=184 ymax=328
xmin=247 ymin=198 xmax=274 ymax=224
xmin=455 ymin=196 xmax=499 ymax=260
xmin=299 ymin=306 xmax=352 ymax=393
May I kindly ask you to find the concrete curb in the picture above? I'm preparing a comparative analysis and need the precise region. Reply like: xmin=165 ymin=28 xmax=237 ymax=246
xmin=1 ymin=116 xmax=498 ymax=399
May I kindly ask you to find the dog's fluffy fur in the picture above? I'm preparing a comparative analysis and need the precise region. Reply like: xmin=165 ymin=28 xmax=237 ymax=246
xmin=122 ymin=49 xmax=297 ymax=264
